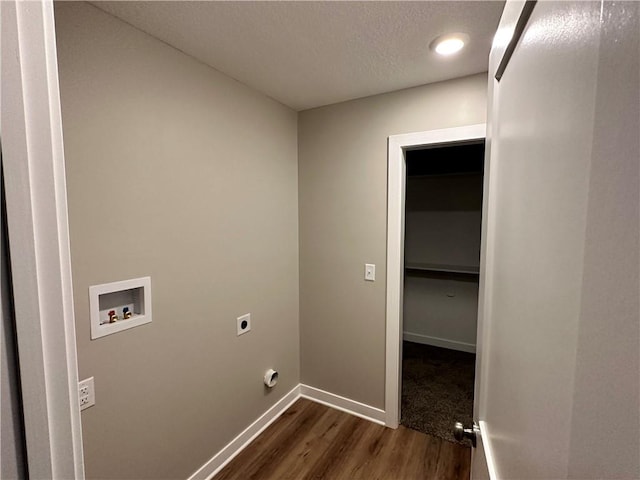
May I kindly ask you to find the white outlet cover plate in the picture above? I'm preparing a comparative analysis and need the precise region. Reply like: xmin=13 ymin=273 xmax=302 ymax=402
xmin=365 ymin=263 xmax=376 ymax=281
xmin=79 ymin=376 xmax=95 ymax=411
xmin=237 ymin=313 xmax=251 ymax=336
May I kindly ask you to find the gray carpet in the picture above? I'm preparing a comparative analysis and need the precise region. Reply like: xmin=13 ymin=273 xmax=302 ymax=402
xmin=401 ymin=341 xmax=475 ymax=446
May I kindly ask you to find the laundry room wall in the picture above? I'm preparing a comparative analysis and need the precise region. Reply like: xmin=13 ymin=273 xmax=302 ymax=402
xmin=55 ymin=3 xmax=299 ymax=478
xmin=298 ymin=73 xmax=488 ymax=408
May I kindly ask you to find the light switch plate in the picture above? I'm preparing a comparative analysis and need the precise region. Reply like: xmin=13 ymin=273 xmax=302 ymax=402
xmin=365 ymin=264 xmax=376 ymax=281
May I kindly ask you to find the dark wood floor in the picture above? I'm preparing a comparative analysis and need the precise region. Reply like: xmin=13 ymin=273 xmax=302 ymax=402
xmin=215 ymin=398 xmax=470 ymax=480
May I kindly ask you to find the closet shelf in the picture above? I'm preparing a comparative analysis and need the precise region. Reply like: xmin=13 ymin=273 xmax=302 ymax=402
xmin=404 ymin=263 xmax=480 ymax=275
xmin=408 ymin=171 xmax=482 ymax=178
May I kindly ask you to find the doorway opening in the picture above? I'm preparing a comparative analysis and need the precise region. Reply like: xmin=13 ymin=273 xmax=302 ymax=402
xmin=385 ymin=124 xmax=486 ymax=434
xmin=401 ymin=142 xmax=484 ymax=444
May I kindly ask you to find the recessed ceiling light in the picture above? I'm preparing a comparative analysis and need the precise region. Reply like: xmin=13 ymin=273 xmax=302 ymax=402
xmin=430 ymin=33 xmax=469 ymax=56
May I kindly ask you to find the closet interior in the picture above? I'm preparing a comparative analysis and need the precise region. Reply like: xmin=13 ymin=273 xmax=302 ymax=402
xmin=401 ymin=142 xmax=484 ymax=445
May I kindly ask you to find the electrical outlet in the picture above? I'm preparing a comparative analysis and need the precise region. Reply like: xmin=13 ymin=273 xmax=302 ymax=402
xmin=237 ymin=313 xmax=251 ymax=336
xmin=78 ymin=377 xmax=95 ymax=411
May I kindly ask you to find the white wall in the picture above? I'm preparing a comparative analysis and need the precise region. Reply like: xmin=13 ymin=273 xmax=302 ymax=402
xmin=403 ymin=174 xmax=483 ymax=351
xmin=403 ymin=276 xmax=478 ymax=350
xmin=405 ymin=211 xmax=482 ymax=266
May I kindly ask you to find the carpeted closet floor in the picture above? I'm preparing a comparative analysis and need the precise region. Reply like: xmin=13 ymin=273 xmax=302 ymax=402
xmin=401 ymin=341 xmax=475 ymax=446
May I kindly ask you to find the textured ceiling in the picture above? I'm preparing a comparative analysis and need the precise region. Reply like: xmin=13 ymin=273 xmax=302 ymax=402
xmin=91 ymin=1 xmax=504 ymax=111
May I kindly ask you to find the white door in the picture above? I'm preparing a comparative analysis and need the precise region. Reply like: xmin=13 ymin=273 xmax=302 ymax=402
xmin=473 ymin=1 xmax=639 ymax=478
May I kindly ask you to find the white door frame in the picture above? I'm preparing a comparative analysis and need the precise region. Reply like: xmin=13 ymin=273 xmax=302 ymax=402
xmin=1 ymin=0 xmax=85 ymax=477
xmin=385 ymin=124 xmax=486 ymax=428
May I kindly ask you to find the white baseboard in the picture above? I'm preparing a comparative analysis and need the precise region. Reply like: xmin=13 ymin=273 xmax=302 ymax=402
xmin=299 ymin=384 xmax=386 ymax=425
xmin=187 ymin=384 xmax=387 ymax=480
xmin=403 ymin=331 xmax=476 ymax=353
xmin=187 ymin=385 xmax=301 ymax=480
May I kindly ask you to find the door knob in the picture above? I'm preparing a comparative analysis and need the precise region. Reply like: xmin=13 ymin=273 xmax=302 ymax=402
xmin=454 ymin=421 xmax=479 ymax=447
